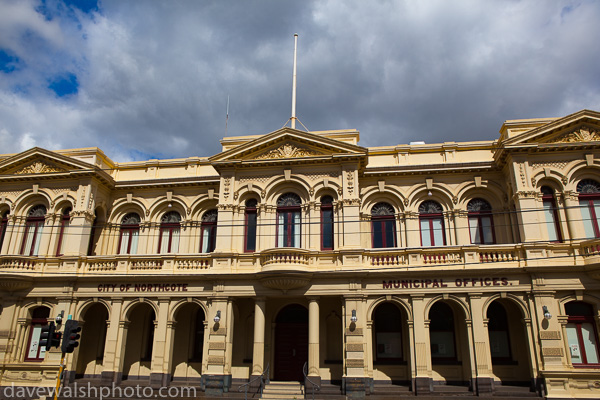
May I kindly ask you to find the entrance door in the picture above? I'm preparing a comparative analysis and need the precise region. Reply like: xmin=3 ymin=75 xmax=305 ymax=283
xmin=274 ymin=304 xmax=308 ymax=381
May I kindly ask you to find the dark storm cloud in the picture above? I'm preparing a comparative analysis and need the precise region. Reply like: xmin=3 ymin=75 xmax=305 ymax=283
xmin=0 ymin=0 xmax=598 ymax=161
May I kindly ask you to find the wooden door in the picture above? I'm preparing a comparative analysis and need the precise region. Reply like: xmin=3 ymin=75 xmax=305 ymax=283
xmin=274 ymin=322 xmax=308 ymax=381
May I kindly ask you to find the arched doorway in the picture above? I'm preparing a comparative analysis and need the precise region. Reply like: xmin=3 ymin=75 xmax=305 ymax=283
xmin=372 ymin=302 xmax=410 ymax=385
xmin=274 ymin=304 xmax=308 ymax=381
xmin=486 ymin=300 xmax=532 ymax=387
xmin=122 ymin=303 xmax=155 ymax=380
xmin=171 ymin=303 xmax=205 ymax=382
xmin=428 ymin=301 xmax=471 ymax=387
xmin=76 ymin=303 xmax=109 ymax=378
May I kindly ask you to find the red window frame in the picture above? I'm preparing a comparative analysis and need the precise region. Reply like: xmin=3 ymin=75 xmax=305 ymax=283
xmin=24 ymin=308 xmax=49 ymax=362
xmin=276 ymin=206 xmax=301 ymax=248
xmin=118 ymin=225 xmax=139 ymax=255
xmin=200 ymin=220 xmax=217 ymax=253
xmin=419 ymin=214 xmax=446 ymax=246
xmin=20 ymin=217 xmax=45 ymax=256
xmin=579 ymin=194 xmax=600 ymax=238
xmin=244 ymin=205 xmax=257 ymax=253
xmin=55 ymin=208 xmax=71 ymax=256
xmin=321 ymin=201 xmax=334 ymax=250
xmin=0 ymin=211 xmax=8 ymax=253
xmin=157 ymin=222 xmax=180 ymax=253
xmin=542 ymin=192 xmax=563 ymax=242
xmin=371 ymin=215 xmax=397 ymax=248
xmin=566 ymin=302 xmax=600 ymax=368
xmin=468 ymin=210 xmax=496 ymax=244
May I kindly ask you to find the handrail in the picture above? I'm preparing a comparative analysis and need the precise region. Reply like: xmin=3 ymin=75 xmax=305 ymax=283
xmin=238 ymin=363 xmax=270 ymax=400
xmin=303 ymin=361 xmax=320 ymax=400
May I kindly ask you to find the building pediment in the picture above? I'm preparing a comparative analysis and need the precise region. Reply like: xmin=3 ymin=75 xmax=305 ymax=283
xmin=0 ymin=147 xmax=97 ymax=177
xmin=209 ymin=127 xmax=367 ymax=166
xmin=502 ymin=109 xmax=600 ymax=146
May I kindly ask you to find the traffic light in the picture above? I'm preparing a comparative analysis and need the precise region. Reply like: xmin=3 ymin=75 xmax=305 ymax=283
xmin=39 ymin=322 xmax=55 ymax=352
xmin=61 ymin=320 xmax=81 ymax=353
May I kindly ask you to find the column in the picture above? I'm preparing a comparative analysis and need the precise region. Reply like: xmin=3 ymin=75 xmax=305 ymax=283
xmin=150 ymin=299 xmax=170 ymax=387
xmin=251 ymin=298 xmax=266 ymax=377
xmin=63 ymin=211 xmax=95 ymax=256
xmin=204 ymin=297 xmax=230 ymax=395
xmin=343 ymin=295 xmax=368 ymax=399
xmin=411 ymin=294 xmax=432 ymax=394
xmin=563 ymin=192 xmax=582 ymax=241
xmin=38 ymin=213 xmax=55 ymax=257
xmin=101 ymin=299 xmax=123 ymax=384
xmin=0 ymin=297 xmax=18 ymax=362
xmin=307 ymin=297 xmax=321 ymax=388
xmin=1 ymin=215 xmax=15 ymax=254
xmin=468 ymin=294 xmax=493 ymax=394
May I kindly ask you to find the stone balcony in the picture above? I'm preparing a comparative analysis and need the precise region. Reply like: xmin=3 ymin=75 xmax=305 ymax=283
xmin=0 ymin=240 xmax=598 ymax=280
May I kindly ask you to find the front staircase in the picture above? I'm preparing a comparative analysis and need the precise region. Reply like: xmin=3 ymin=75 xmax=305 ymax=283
xmin=260 ymin=381 xmax=304 ymax=399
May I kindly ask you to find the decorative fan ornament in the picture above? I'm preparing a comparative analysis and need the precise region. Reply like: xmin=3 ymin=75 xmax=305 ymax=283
xmin=419 ymin=200 xmax=443 ymax=214
xmin=577 ymin=179 xmax=600 ymax=194
xmin=28 ymin=205 xmax=47 ymax=217
xmin=202 ymin=209 xmax=218 ymax=222
xmin=121 ymin=213 xmax=141 ymax=225
xmin=371 ymin=202 xmax=394 ymax=216
xmin=467 ymin=198 xmax=492 ymax=212
xmin=277 ymin=193 xmax=302 ymax=207
xmin=161 ymin=211 xmax=181 ymax=223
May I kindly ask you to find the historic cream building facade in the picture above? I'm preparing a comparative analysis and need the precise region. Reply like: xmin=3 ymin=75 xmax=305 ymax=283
xmin=1 ymin=109 xmax=600 ymax=398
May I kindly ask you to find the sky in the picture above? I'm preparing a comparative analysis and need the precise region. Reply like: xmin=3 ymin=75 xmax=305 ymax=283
xmin=0 ymin=0 xmax=599 ymax=162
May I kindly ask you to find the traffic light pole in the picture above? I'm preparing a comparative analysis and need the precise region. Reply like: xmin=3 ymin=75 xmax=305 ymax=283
xmin=53 ymin=352 xmax=66 ymax=400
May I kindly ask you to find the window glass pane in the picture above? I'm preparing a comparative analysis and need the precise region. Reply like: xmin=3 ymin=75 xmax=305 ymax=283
xmin=544 ymin=201 xmax=559 ymax=241
xmin=59 ymin=221 xmax=69 ymax=255
xmin=24 ymin=224 xmax=35 ymax=255
xmin=277 ymin=213 xmax=285 ymax=247
xmin=469 ymin=217 xmax=481 ymax=244
xmin=130 ymin=230 xmax=139 ymax=254
xmin=420 ymin=220 xmax=431 ymax=247
xmin=160 ymin=229 xmax=169 ymax=254
xmin=373 ymin=221 xmax=383 ymax=248
xmin=202 ymin=227 xmax=211 ymax=253
xmin=581 ymin=322 xmax=600 ymax=364
xmin=384 ymin=220 xmax=395 ymax=248
xmin=246 ymin=213 xmax=257 ymax=251
xmin=120 ymin=232 xmax=129 ymax=254
xmin=322 ymin=209 xmax=333 ymax=249
xmin=594 ymin=200 xmax=600 ymax=236
xmin=171 ymin=228 xmax=180 ymax=253
xmin=566 ymin=323 xmax=583 ymax=363
xmin=482 ymin=216 xmax=494 ymax=244
xmin=430 ymin=332 xmax=456 ymax=358
xmin=489 ymin=331 xmax=511 ymax=358
xmin=376 ymin=332 xmax=402 ymax=358
xmin=292 ymin=212 xmax=300 ymax=248
xmin=580 ymin=200 xmax=596 ymax=239
xmin=28 ymin=325 xmax=43 ymax=359
xmin=432 ymin=218 xmax=444 ymax=246
xmin=32 ymin=222 xmax=43 ymax=255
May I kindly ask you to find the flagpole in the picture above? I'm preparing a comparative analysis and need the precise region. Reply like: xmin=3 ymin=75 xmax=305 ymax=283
xmin=291 ymin=34 xmax=298 ymax=129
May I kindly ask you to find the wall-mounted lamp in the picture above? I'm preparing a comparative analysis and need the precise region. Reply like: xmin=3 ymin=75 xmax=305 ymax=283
xmin=168 ymin=202 xmax=172 ymax=208
xmin=427 ymin=191 xmax=432 ymax=196
xmin=55 ymin=310 xmax=64 ymax=325
xmin=542 ymin=305 xmax=552 ymax=320
xmin=351 ymin=309 xmax=357 ymax=323
xmin=214 ymin=310 xmax=221 ymax=323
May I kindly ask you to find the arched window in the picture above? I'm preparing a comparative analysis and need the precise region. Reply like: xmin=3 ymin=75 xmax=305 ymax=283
xmin=56 ymin=207 xmax=72 ymax=256
xmin=373 ymin=303 xmax=403 ymax=363
xmin=277 ymin=193 xmax=301 ymax=248
xmin=158 ymin=211 xmax=181 ymax=254
xmin=244 ymin=199 xmax=258 ymax=252
xmin=419 ymin=200 xmax=445 ymax=247
xmin=371 ymin=202 xmax=396 ymax=248
xmin=541 ymin=186 xmax=563 ymax=242
xmin=25 ymin=306 xmax=50 ymax=362
xmin=467 ymin=198 xmax=495 ymax=244
xmin=200 ymin=209 xmax=218 ymax=253
xmin=487 ymin=302 xmax=512 ymax=363
xmin=321 ymin=196 xmax=334 ymax=250
xmin=0 ymin=210 xmax=8 ymax=253
xmin=21 ymin=205 xmax=46 ymax=256
xmin=429 ymin=302 xmax=456 ymax=361
xmin=118 ymin=213 xmax=140 ymax=255
xmin=565 ymin=301 xmax=600 ymax=366
xmin=577 ymin=179 xmax=600 ymax=239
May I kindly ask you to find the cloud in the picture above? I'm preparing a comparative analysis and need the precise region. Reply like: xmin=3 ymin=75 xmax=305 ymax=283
xmin=0 ymin=0 xmax=598 ymax=161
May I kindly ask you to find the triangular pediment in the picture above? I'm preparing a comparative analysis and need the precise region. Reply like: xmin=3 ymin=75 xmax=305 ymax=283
xmin=210 ymin=128 xmax=367 ymax=164
xmin=0 ymin=147 xmax=96 ymax=176
xmin=503 ymin=109 xmax=600 ymax=146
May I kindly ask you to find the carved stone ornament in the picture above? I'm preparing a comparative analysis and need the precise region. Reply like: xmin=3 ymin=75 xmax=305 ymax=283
xmin=14 ymin=161 xmax=66 ymax=175
xmin=550 ymin=127 xmax=600 ymax=143
xmin=255 ymin=143 xmax=322 ymax=159
xmin=260 ymin=275 xmax=310 ymax=292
